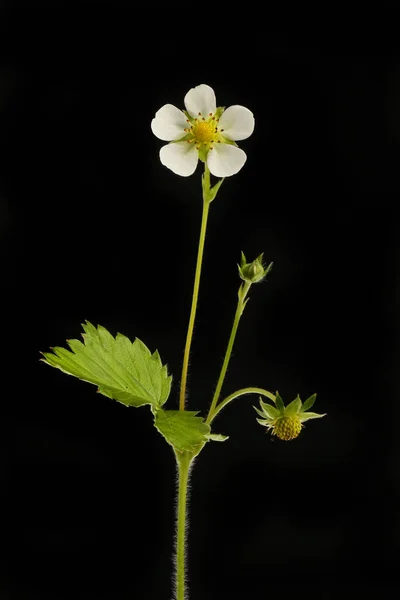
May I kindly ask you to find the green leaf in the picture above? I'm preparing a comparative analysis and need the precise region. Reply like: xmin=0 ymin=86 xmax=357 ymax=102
xmin=154 ymin=410 xmax=210 ymax=453
xmin=41 ymin=321 xmax=172 ymax=409
xmin=301 ymin=393 xmax=317 ymax=412
xmin=206 ymin=433 xmax=229 ymax=442
xmin=275 ymin=391 xmax=285 ymax=412
xmin=285 ymin=395 xmax=302 ymax=416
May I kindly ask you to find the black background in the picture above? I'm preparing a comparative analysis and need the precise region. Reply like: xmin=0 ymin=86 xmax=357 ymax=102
xmin=1 ymin=4 xmax=399 ymax=599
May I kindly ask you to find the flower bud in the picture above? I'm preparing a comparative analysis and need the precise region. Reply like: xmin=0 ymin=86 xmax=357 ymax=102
xmin=238 ymin=251 xmax=272 ymax=284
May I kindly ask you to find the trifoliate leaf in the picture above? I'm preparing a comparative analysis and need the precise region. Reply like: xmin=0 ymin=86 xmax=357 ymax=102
xmin=206 ymin=433 xmax=229 ymax=442
xmin=301 ymin=393 xmax=317 ymax=412
xmin=154 ymin=410 xmax=210 ymax=453
xmin=41 ymin=321 xmax=172 ymax=409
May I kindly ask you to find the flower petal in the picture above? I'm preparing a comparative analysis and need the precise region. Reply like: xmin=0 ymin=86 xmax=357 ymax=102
xmin=159 ymin=142 xmax=198 ymax=177
xmin=218 ymin=105 xmax=255 ymax=141
xmin=207 ymin=143 xmax=247 ymax=177
xmin=184 ymin=84 xmax=216 ymax=118
xmin=151 ymin=104 xmax=188 ymax=141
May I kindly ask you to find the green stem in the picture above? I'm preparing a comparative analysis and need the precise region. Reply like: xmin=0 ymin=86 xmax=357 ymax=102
xmin=206 ymin=281 xmax=252 ymax=424
xmin=179 ymin=172 xmax=212 ymax=411
xmin=175 ymin=451 xmax=192 ymax=600
xmin=208 ymin=387 xmax=276 ymax=425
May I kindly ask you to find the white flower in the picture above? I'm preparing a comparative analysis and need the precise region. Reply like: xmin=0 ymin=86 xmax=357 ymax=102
xmin=151 ymin=84 xmax=255 ymax=178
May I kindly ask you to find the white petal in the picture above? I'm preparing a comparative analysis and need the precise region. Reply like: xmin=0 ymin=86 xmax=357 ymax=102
xmin=207 ymin=143 xmax=247 ymax=177
xmin=184 ymin=84 xmax=216 ymax=118
xmin=151 ymin=104 xmax=188 ymax=141
xmin=160 ymin=142 xmax=198 ymax=177
xmin=218 ymin=105 xmax=255 ymax=141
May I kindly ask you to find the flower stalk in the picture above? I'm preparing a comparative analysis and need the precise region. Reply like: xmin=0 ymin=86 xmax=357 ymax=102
xmin=206 ymin=281 xmax=251 ymax=423
xmin=179 ymin=165 xmax=224 ymax=411
xmin=179 ymin=179 xmax=211 ymax=410
xmin=206 ymin=253 xmax=272 ymax=424
xmin=208 ymin=387 xmax=276 ymax=424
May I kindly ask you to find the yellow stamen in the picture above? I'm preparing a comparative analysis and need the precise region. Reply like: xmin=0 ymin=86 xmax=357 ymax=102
xmin=192 ymin=121 xmax=215 ymax=144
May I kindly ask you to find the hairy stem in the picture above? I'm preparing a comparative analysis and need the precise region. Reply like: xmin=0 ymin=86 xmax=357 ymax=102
xmin=175 ymin=451 xmax=192 ymax=600
xmin=206 ymin=281 xmax=252 ymax=424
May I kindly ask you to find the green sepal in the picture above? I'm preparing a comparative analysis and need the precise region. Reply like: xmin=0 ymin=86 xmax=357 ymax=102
xmin=41 ymin=321 xmax=172 ymax=409
xmin=254 ymin=399 xmax=280 ymax=419
xmin=285 ymin=395 xmax=302 ymax=416
xmin=182 ymin=110 xmax=194 ymax=123
xmin=301 ymin=393 xmax=317 ymax=412
xmin=256 ymin=418 xmax=271 ymax=427
xmin=198 ymin=145 xmax=208 ymax=163
xmin=219 ymin=136 xmax=238 ymax=147
xmin=171 ymin=133 xmax=192 ymax=143
xmin=275 ymin=391 xmax=285 ymax=412
xmin=214 ymin=106 xmax=225 ymax=119
xmin=300 ymin=411 xmax=327 ymax=422
xmin=153 ymin=410 xmax=210 ymax=453
xmin=206 ymin=433 xmax=229 ymax=442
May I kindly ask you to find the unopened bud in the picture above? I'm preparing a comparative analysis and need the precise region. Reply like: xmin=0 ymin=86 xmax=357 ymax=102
xmin=238 ymin=251 xmax=272 ymax=284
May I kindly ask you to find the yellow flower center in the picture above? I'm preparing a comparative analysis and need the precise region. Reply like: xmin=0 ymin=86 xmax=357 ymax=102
xmin=184 ymin=112 xmax=225 ymax=151
xmin=192 ymin=121 xmax=215 ymax=144
xmin=273 ymin=415 xmax=302 ymax=441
